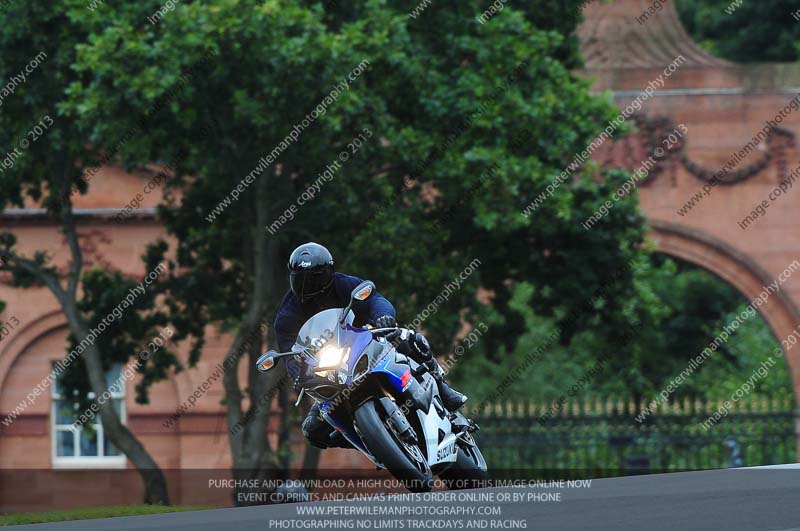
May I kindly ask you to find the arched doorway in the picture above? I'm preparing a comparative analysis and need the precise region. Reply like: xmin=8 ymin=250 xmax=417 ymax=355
xmin=649 ymin=220 xmax=800 ymax=409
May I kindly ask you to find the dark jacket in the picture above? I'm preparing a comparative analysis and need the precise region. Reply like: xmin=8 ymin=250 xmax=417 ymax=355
xmin=274 ymin=272 xmax=396 ymax=377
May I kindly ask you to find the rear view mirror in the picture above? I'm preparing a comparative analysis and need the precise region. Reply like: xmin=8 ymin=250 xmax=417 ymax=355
xmin=352 ymin=281 xmax=375 ymax=301
xmin=256 ymin=351 xmax=277 ymax=372
xmin=340 ymin=280 xmax=376 ymax=325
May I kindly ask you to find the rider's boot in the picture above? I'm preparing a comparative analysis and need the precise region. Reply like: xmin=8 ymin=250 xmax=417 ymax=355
xmin=427 ymin=358 xmax=468 ymax=412
xmin=325 ymin=431 xmax=353 ymax=449
xmin=302 ymin=403 xmax=352 ymax=449
xmin=408 ymin=333 xmax=467 ymax=412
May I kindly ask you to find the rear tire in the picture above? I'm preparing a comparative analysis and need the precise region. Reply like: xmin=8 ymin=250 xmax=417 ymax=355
xmin=353 ymin=399 xmax=433 ymax=492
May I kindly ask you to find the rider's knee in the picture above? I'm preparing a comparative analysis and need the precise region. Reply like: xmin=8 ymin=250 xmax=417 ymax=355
xmin=301 ymin=416 xmax=315 ymax=439
xmin=410 ymin=333 xmax=433 ymax=361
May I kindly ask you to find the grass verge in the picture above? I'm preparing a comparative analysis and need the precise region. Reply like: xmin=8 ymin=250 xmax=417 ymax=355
xmin=0 ymin=505 xmax=212 ymax=526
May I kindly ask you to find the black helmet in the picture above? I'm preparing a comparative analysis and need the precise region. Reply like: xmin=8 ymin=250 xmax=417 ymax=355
xmin=288 ymin=242 xmax=335 ymax=303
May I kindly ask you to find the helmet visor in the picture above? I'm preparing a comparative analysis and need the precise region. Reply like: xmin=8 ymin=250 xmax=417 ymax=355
xmin=290 ymin=269 xmax=332 ymax=300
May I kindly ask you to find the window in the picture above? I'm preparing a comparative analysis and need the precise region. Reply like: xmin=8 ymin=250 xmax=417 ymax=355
xmin=51 ymin=363 xmax=126 ymax=468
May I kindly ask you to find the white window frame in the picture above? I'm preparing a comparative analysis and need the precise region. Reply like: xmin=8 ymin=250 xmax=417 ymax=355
xmin=51 ymin=362 xmax=127 ymax=469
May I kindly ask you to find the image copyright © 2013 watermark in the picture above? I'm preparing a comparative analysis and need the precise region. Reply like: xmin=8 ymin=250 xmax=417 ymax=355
xmin=0 ymin=115 xmax=54 ymax=175
xmin=205 ymin=59 xmax=371 ymax=223
xmin=0 ymin=50 xmax=47 ymax=108
xmin=266 ymin=127 xmax=373 ymax=235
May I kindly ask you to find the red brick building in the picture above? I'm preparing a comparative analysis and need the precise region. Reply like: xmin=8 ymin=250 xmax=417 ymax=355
xmin=2 ymin=0 xmax=800 ymax=513
xmin=0 ymin=166 xmax=375 ymax=511
xmin=579 ymin=0 xmax=800 ymax=420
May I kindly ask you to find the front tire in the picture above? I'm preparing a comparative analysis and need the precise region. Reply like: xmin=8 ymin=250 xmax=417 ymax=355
xmin=439 ymin=433 xmax=488 ymax=490
xmin=353 ymin=399 xmax=433 ymax=492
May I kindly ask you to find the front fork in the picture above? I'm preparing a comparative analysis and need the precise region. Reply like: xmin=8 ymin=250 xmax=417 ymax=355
xmin=378 ymin=396 xmax=418 ymax=444
xmin=319 ymin=401 xmax=370 ymax=454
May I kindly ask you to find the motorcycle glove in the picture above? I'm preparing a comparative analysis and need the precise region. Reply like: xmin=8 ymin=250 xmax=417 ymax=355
xmin=373 ymin=315 xmax=396 ymax=329
xmin=373 ymin=315 xmax=400 ymax=341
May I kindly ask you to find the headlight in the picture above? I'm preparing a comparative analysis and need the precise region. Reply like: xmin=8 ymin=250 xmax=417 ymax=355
xmin=317 ymin=346 xmax=346 ymax=370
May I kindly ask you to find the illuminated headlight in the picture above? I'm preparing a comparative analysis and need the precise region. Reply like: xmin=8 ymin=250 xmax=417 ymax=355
xmin=317 ymin=346 xmax=346 ymax=370
xmin=314 ymin=369 xmax=338 ymax=382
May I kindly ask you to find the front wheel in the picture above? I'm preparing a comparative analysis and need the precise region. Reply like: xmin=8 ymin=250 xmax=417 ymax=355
xmin=438 ymin=432 xmax=488 ymax=490
xmin=353 ymin=399 xmax=433 ymax=492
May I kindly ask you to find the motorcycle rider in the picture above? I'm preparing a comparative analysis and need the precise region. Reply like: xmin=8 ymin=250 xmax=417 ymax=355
xmin=274 ymin=242 xmax=467 ymax=449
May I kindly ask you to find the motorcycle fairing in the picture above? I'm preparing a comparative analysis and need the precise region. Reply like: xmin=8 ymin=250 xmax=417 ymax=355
xmin=319 ymin=401 xmax=376 ymax=462
xmin=414 ymin=382 xmax=459 ymax=466
xmin=342 ymin=324 xmax=373 ymax=381
xmin=371 ymin=353 xmax=458 ymax=466
xmin=371 ymin=352 xmax=412 ymax=394
xmin=294 ymin=308 xmax=462 ymax=470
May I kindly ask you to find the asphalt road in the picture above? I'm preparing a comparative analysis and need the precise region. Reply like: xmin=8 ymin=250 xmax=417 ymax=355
xmin=15 ymin=467 xmax=800 ymax=531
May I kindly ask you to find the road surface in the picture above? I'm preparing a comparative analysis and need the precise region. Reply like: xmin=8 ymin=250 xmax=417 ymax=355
xmin=14 ymin=467 xmax=800 ymax=530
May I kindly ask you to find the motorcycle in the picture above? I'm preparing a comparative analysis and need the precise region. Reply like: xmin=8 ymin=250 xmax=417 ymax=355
xmin=256 ymin=280 xmax=487 ymax=492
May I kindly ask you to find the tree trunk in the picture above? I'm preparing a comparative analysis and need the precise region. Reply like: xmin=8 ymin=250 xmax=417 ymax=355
xmin=61 ymin=301 xmax=171 ymax=505
xmin=28 ymin=172 xmax=172 ymax=504
xmin=224 ymin=172 xmax=292 ymax=506
xmin=277 ymin=385 xmax=292 ymax=480
xmin=300 ymin=447 xmax=322 ymax=483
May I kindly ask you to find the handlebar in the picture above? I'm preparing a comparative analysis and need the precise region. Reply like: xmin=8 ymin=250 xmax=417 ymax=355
xmin=368 ymin=326 xmax=401 ymax=334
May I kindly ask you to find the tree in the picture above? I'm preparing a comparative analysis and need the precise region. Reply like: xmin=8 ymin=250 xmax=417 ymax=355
xmin=627 ymin=256 xmax=788 ymax=403
xmin=0 ymin=2 xmax=170 ymax=504
xmin=676 ymin=0 xmax=800 ymax=62
xmin=65 ymin=0 xmax=648 ymax=502
xmin=457 ymin=254 xmax=789 ymax=408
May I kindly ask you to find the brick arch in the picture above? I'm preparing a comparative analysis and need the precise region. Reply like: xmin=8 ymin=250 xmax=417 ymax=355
xmin=0 ymin=308 xmax=65 ymax=395
xmin=0 ymin=309 xmax=186 ymax=417
xmin=577 ymin=0 xmax=800 ymax=440
xmin=649 ymin=219 xmax=800 ymax=404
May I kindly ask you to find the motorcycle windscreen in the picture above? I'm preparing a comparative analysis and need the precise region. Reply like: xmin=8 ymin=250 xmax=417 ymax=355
xmin=292 ymin=308 xmax=371 ymax=370
xmin=293 ymin=308 xmax=353 ymax=354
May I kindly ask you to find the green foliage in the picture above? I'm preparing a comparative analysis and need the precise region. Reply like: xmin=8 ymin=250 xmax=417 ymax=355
xmin=59 ymin=267 xmax=179 ymax=408
xmin=629 ymin=256 xmax=790 ymax=402
xmin=692 ymin=304 xmax=792 ymax=401
xmin=453 ymin=254 xmax=793 ymax=406
xmin=451 ymin=282 xmax=604 ymax=404
xmin=0 ymin=1 xmax=93 ymax=208
xmin=0 ymin=1 xmax=181 ymax=406
xmin=677 ymin=0 xmax=800 ymax=62
xmin=621 ymin=255 xmax=743 ymax=399
xmin=64 ymin=0 xmax=646 ymax=362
